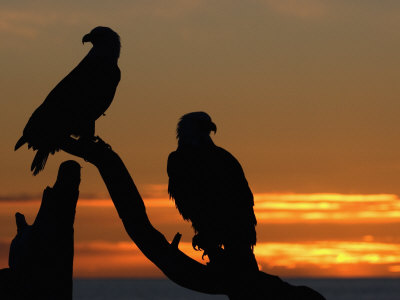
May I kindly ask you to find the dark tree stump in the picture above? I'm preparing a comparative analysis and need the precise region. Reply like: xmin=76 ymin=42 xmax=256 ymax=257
xmin=0 ymin=160 xmax=80 ymax=300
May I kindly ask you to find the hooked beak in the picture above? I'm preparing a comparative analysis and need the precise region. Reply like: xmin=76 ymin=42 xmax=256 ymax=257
xmin=210 ymin=122 xmax=217 ymax=134
xmin=82 ymin=33 xmax=91 ymax=44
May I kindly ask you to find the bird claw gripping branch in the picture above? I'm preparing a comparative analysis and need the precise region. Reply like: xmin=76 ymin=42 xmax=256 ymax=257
xmin=80 ymin=136 xmax=112 ymax=163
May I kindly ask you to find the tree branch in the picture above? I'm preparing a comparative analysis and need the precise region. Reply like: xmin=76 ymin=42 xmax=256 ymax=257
xmin=60 ymin=137 xmax=325 ymax=299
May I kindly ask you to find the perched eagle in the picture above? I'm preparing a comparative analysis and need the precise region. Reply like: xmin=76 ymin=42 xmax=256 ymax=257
xmin=15 ymin=26 xmax=121 ymax=175
xmin=167 ymin=112 xmax=257 ymax=259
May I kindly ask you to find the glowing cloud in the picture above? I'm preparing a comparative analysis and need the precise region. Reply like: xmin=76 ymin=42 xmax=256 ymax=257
xmin=72 ymin=239 xmax=400 ymax=278
xmin=254 ymin=193 xmax=400 ymax=223
xmin=255 ymin=241 xmax=400 ymax=277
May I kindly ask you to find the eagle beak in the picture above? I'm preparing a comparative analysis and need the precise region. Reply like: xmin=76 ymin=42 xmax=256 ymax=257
xmin=82 ymin=33 xmax=91 ymax=44
xmin=210 ymin=122 xmax=217 ymax=134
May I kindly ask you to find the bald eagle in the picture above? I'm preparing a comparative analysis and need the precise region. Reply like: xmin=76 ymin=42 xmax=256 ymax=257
xmin=15 ymin=26 xmax=121 ymax=175
xmin=167 ymin=112 xmax=257 ymax=259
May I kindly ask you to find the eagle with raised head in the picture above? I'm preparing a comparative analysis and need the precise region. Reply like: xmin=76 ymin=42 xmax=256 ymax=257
xmin=15 ymin=26 xmax=121 ymax=175
xmin=167 ymin=112 xmax=257 ymax=259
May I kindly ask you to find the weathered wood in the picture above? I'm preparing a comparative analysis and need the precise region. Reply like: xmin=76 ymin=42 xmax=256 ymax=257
xmin=61 ymin=137 xmax=325 ymax=299
xmin=0 ymin=160 xmax=80 ymax=300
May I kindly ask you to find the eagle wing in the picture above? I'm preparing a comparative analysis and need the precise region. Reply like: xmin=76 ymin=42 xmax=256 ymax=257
xmin=43 ymin=55 xmax=120 ymax=121
xmin=21 ymin=54 xmax=120 ymax=149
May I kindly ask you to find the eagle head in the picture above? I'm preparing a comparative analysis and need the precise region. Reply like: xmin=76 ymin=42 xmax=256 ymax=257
xmin=82 ymin=26 xmax=121 ymax=57
xmin=176 ymin=112 xmax=217 ymax=147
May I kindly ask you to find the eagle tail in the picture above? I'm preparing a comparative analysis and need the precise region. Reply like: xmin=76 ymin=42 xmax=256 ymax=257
xmin=15 ymin=136 xmax=26 ymax=151
xmin=31 ymin=150 xmax=49 ymax=176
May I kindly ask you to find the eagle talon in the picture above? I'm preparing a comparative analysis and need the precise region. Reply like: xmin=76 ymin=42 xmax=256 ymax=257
xmin=93 ymin=136 xmax=112 ymax=150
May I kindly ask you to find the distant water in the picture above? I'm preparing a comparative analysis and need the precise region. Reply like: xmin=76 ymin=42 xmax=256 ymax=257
xmin=73 ymin=278 xmax=400 ymax=300
xmin=73 ymin=279 xmax=226 ymax=300
xmin=289 ymin=278 xmax=400 ymax=300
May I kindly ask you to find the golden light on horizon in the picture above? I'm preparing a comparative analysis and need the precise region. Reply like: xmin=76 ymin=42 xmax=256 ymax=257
xmin=3 ymin=191 xmax=399 ymax=223
xmin=70 ymin=240 xmax=400 ymax=278
xmin=255 ymin=241 xmax=400 ymax=277
xmin=1 ymin=191 xmax=400 ymax=277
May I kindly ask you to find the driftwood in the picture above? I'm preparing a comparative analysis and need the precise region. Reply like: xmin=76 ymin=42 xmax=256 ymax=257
xmin=0 ymin=161 xmax=80 ymax=300
xmin=61 ymin=137 xmax=325 ymax=300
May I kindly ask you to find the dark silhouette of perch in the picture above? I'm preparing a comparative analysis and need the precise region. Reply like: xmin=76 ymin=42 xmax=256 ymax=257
xmin=0 ymin=161 xmax=80 ymax=299
xmin=61 ymin=137 xmax=325 ymax=299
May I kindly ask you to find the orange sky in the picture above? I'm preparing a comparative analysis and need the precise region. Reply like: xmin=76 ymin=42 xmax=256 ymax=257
xmin=1 ymin=191 xmax=400 ymax=278
xmin=1 ymin=0 xmax=400 ymax=278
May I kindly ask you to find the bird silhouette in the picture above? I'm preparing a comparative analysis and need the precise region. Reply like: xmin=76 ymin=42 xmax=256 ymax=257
xmin=15 ymin=26 xmax=121 ymax=175
xmin=167 ymin=112 xmax=257 ymax=259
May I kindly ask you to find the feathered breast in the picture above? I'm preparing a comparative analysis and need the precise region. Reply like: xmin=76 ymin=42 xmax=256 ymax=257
xmin=167 ymin=146 xmax=257 ymax=246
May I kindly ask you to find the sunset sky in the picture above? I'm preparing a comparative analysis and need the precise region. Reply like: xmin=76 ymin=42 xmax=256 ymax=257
xmin=1 ymin=0 xmax=400 ymax=278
